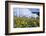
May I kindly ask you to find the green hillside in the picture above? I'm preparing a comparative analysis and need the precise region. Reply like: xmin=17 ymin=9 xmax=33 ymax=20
xmin=14 ymin=16 xmax=40 ymax=28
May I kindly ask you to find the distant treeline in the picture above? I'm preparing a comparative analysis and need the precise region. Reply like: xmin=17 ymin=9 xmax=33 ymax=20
xmin=32 ymin=12 xmax=39 ymax=16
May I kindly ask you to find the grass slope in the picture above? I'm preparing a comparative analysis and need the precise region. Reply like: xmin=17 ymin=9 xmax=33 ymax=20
xmin=14 ymin=16 xmax=40 ymax=28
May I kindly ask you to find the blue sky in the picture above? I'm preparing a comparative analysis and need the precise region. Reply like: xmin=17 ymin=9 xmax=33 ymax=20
xmin=13 ymin=8 xmax=39 ymax=17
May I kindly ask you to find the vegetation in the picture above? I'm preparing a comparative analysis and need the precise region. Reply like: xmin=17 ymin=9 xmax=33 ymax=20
xmin=14 ymin=16 xmax=40 ymax=28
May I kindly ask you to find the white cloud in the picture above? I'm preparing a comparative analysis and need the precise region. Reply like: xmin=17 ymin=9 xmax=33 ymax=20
xmin=14 ymin=8 xmax=38 ymax=18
